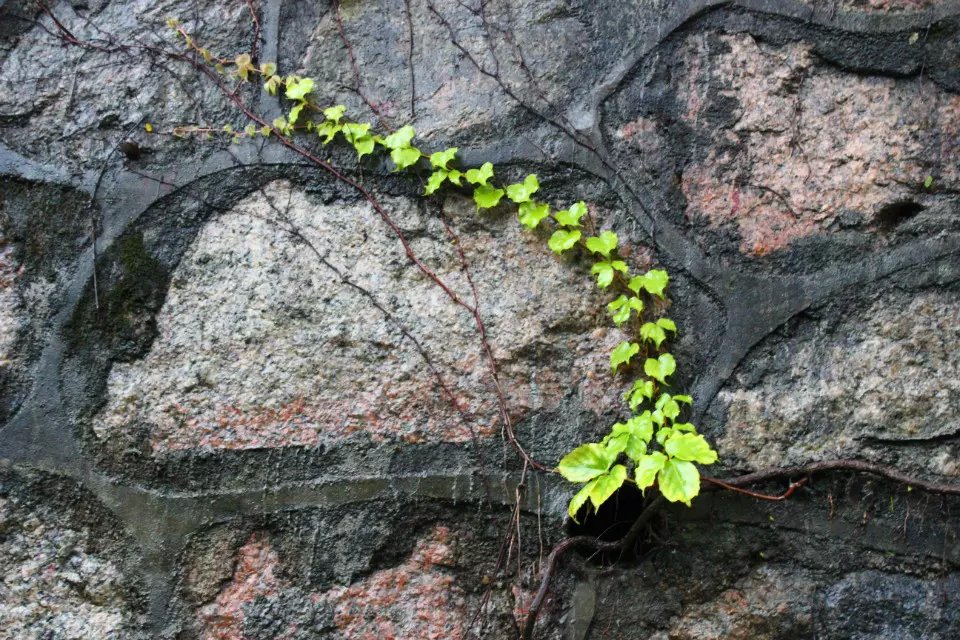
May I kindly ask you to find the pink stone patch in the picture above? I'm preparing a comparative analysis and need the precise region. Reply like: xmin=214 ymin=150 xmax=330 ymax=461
xmin=198 ymin=533 xmax=284 ymax=640
xmin=677 ymin=34 xmax=959 ymax=255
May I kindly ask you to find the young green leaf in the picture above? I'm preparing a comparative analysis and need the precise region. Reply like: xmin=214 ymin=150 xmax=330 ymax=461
xmin=568 ymin=482 xmax=593 ymax=522
xmin=353 ymin=135 xmax=375 ymax=159
xmin=625 ymin=379 xmax=655 ymax=410
xmin=288 ymin=102 xmax=304 ymax=125
xmin=629 ymin=269 xmax=669 ymax=298
xmin=429 ymin=147 xmax=458 ymax=169
xmin=383 ymin=125 xmax=416 ymax=150
xmin=425 ymin=169 xmax=448 ymax=196
xmin=518 ymin=201 xmax=550 ymax=229
xmin=447 ymin=170 xmax=463 ymax=186
xmin=465 ymin=162 xmax=494 ymax=185
xmin=607 ymin=295 xmax=643 ymax=325
xmin=474 ymin=184 xmax=505 ymax=209
xmin=613 ymin=412 xmax=654 ymax=445
xmin=557 ymin=442 xmax=616 ymax=482
xmin=391 ymin=146 xmax=422 ymax=170
xmin=664 ymin=433 xmax=718 ymax=464
xmin=657 ymin=318 xmax=677 ymax=333
xmin=591 ymin=260 xmax=628 ymax=288
xmin=640 ymin=322 xmax=667 ymax=348
xmin=323 ymin=105 xmax=346 ymax=123
xmin=635 ymin=451 xmax=667 ymax=491
xmin=285 ymin=76 xmax=314 ymax=100
xmin=673 ymin=394 xmax=693 ymax=405
xmin=548 ymin=229 xmax=581 ymax=254
xmin=924 ymin=175 xmax=934 ymax=189
xmin=644 ymin=353 xmax=676 ymax=383
xmin=672 ymin=422 xmax=697 ymax=433
xmin=505 ymin=174 xmax=539 ymax=204
xmin=234 ymin=53 xmax=254 ymax=80
xmin=657 ymin=459 xmax=700 ymax=505
xmin=260 ymin=61 xmax=277 ymax=77
xmin=588 ymin=464 xmax=628 ymax=509
xmin=341 ymin=122 xmax=370 ymax=142
xmin=316 ymin=121 xmax=341 ymax=144
xmin=585 ymin=231 xmax=618 ymax=258
xmin=610 ymin=341 xmax=640 ymax=371
xmin=555 ymin=201 xmax=587 ymax=227
xmin=264 ymin=75 xmax=282 ymax=95
xmin=655 ymin=393 xmax=681 ymax=421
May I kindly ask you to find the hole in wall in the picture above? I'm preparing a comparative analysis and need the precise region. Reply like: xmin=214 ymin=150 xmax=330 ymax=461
xmin=874 ymin=201 xmax=924 ymax=230
xmin=566 ymin=483 xmax=653 ymax=565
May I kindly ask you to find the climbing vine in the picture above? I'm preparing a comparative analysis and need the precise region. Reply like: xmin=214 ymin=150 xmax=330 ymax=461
xmin=154 ymin=17 xmax=718 ymax=517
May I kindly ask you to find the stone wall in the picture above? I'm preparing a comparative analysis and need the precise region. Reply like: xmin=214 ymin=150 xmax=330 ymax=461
xmin=1 ymin=0 xmax=959 ymax=638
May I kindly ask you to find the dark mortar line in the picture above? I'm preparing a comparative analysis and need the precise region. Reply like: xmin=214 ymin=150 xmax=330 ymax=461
xmin=690 ymin=233 xmax=960 ymax=418
xmin=257 ymin=0 xmax=282 ymax=121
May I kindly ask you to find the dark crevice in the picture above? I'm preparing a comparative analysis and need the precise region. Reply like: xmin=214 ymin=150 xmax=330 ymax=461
xmin=875 ymin=201 xmax=925 ymax=231
xmin=566 ymin=483 xmax=654 ymax=565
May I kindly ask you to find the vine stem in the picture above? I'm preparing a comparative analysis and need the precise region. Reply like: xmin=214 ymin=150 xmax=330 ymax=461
xmin=520 ymin=460 xmax=960 ymax=639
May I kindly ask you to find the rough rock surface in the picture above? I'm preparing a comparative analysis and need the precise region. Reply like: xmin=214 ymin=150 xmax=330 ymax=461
xmin=1 ymin=0 xmax=959 ymax=638
xmin=0 ymin=471 xmax=147 ymax=639
xmin=92 ymin=181 xmax=616 ymax=452
xmin=717 ymin=289 xmax=960 ymax=476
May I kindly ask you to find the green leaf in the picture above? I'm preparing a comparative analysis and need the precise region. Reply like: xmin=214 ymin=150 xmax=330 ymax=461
xmin=657 ymin=459 xmax=700 ymax=505
xmin=607 ymin=295 xmax=643 ymax=326
xmin=629 ymin=269 xmax=669 ymax=298
xmin=612 ymin=412 xmax=654 ymax=446
xmin=391 ymin=146 xmax=422 ymax=170
xmin=635 ymin=452 xmax=667 ymax=491
xmin=644 ymin=353 xmax=676 ymax=383
xmin=243 ymin=124 xmax=256 ymax=137
xmin=288 ymin=102 xmax=304 ymax=125
xmin=425 ymin=169 xmax=448 ymax=196
xmin=673 ymin=394 xmax=693 ymax=405
xmin=285 ymin=76 xmax=314 ymax=100
xmin=924 ymin=175 xmax=934 ymax=189
xmin=353 ymin=135 xmax=376 ymax=159
xmin=640 ymin=322 xmax=667 ymax=348
xmin=591 ymin=260 xmax=627 ymax=288
xmin=465 ymin=162 xmax=494 ymax=186
xmin=588 ymin=464 xmax=628 ymax=509
xmin=557 ymin=443 xmax=616 ymax=483
xmin=474 ymin=184 xmax=505 ymax=209
xmin=430 ymin=147 xmax=458 ymax=169
xmin=264 ymin=75 xmax=282 ymax=95
xmin=555 ymin=201 xmax=587 ymax=227
xmin=261 ymin=62 xmax=277 ymax=77
xmin=518 ymin=201 xmax=550 ymax=229
xmin=505 ymin=174 xmax=540 ymax=204
xmin=585 ymin=231 xmax=618 ymax=258
xmin=611 ymin=341 xmax=640 ymax=372
xmin=655 ymin=393 xmax=681 ymax=421
xmin=568 ymin=482 xmax=593 ymax=522
xmin=323 ymin=105 xmax=345 ymax=123
xmin=664 ymin=433 xmax=718 ymax=465
xmin=625 ymin=379 xmax=655 ymax=410
xmin=235 ymin=53 xmax=254 ymax=80
xmin=316 ymin=121 xmax=341 ymax=144
xmin=383 ymin=125 xmax=416 ymax=150
xmin=656 ymin=426 xmax=672 ymax=446
xmin=341 ymin=122 xmax=370 ymax=143
xmin=447 ymin=170 xmax=463 ymax=185
xmin=657 ymin=318 xmax=677 ymax=333
xmin=548 ymin=229 xmax=581 ymax=254
xmin=673 ymin=422 xmax=697 ymax=433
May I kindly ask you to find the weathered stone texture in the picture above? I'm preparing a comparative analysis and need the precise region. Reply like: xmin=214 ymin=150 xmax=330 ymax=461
xmin=2 ymin=0 xmax=960 ymax=638
xmin=92 ymin=181 xmax=620 ymax=452
xmin=0 ymin=472 xmax=147 ymax=639
xmin=717 ymin=289 xmax=960 ymax=476
xmin=671 ymin=33 xmax=956 ymax=255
